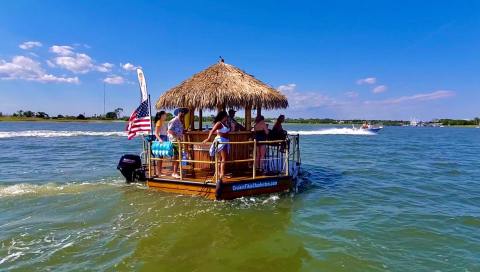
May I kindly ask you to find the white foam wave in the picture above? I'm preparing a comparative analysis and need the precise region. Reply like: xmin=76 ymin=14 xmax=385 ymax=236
xmin=0 ymin=251 xmax=24 ymax=265
xmin=0 ymin=181 xmax=125 ymax=198
xmin=0 ymin=130 xmax=126 ymax=138
xmin=289 ymin=128 xmax=376 ymax=135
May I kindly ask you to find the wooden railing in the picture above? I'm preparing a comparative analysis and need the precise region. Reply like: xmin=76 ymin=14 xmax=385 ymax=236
xmin=146 ymin=137 xmax=298 ymax=182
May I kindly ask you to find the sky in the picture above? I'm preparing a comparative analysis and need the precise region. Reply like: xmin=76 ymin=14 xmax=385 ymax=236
xmin=0 ymin=0 xmax=479 ymax=120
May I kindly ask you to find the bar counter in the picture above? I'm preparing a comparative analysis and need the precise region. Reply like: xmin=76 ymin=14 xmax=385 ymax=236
xmin=185 ymin=130 xmax=253 ymax=170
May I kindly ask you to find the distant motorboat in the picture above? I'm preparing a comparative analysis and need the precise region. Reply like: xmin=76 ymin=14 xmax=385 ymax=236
xmin=364 ymin=127 xmax=383 ymax=133
xmin=353 ymin=124 xmax=383 ymax=133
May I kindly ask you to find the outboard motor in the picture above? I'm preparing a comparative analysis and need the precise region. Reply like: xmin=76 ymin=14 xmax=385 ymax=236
xmin=117 ymin=154 xmax=146 ymax=183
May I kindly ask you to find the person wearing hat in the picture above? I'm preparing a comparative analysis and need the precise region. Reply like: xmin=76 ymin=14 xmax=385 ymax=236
xmin=167 ymin=108 xmax=189 ymax=178
xmin=227 ymin=109 xmax=245 ymax=131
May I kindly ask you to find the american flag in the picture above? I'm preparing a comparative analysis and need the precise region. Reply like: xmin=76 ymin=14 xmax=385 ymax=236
xmin=126 ymin=99 xmax=151 ymax=140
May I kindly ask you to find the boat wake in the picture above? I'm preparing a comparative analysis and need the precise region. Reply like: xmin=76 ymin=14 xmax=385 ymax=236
xmin=0 ymin=130 xmax=126 ymax=138
xmin=0 ymin=180 xmax=131 ymax=198
xmin=289 ymin=128 xmax=376 ymax=135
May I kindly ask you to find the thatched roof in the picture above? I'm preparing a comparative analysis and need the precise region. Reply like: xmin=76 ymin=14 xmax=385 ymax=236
xmin=155 ymin=61 xmax=288 ymax=110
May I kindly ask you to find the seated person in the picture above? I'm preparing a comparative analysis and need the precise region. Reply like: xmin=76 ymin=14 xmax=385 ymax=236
xmin=269 ymin=114 xmax=287 ymax=140
xmin=227 ymin=109 xmax=245 ymax=131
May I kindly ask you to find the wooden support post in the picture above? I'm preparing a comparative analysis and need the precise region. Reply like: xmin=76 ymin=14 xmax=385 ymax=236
xmin=198 ymin=109 xmax=203 ymax=131
xmin=256 ymin=106 xmax=262 ymax=117
xmin=245 ymin=105 xmax=252 ymax=131
xmin=179 ymin=141 xmax=183 ymax=180
xmin=214 ymin=141 xmax=219 ymax=182
xmin=189 ymin=108 xmax=195 ymax=131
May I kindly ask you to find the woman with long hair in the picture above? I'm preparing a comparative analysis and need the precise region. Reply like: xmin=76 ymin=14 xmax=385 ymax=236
xmin=154 ymin=111 xmax=168 ymax=176
xmin=202 ymin=111 xmax=231 ymax=179
xmin=270 ymin=114 xmax=287 ymax=140
xmin=272 ymin=115 xmax=285 ymax=133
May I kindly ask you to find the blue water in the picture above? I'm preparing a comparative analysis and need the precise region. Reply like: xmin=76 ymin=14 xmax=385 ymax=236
xmin=1 ymin=122 xmax=479 ymax=271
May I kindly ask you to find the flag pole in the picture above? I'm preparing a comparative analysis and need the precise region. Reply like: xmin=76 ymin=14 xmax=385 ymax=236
xmin=148 ymin=94 xmax=153 ymax=134
xmin=136 ymin=67 xmax=153 ymax=137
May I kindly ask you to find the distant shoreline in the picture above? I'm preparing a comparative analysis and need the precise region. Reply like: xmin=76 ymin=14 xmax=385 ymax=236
xmin=0 ymin=117 xmax=125 ymax=123
xmin=1 ymin=116 xmax=478 ymax=127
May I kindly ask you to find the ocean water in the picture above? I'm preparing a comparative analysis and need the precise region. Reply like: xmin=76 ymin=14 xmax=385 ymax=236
xmin=0 ymin=122 xmax=479 ymax=271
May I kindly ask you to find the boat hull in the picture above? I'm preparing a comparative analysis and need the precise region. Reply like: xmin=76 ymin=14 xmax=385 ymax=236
xmin=147 ymin=175 xmax=294 ymax=200
xmin=366 ymin=128 xmax=382 ymax=133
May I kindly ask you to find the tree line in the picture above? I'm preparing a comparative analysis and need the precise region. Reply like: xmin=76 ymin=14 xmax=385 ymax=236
xmin=4 ymin=108 xmax=126 ymax=120
xmin=1 ymin=110 xmax=479 ymax=126
xmin=438 ymin=118 xmax=480 ymax=126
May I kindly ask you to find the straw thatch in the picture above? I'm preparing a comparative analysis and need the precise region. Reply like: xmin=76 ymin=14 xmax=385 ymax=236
xmin=155 ymin=61 xmax=288 ymax=110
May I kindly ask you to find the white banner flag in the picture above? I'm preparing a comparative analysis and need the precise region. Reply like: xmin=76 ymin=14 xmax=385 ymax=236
xmin=136 ymin=68 xmax=148 ymax=102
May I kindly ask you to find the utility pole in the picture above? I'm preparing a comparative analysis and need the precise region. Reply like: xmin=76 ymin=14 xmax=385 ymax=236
xmin=103 ymin=82 xmax=106 ymax=117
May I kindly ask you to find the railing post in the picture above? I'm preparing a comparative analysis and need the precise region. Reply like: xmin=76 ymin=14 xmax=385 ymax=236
xmin=178 ymin=141 xmax=183 ymax=180
xmin=253 ymin=139 xmax=257 ymax=179
xmin=148 ymin=141 xmax=151 ymax=179
xmin=285 ymin=139 xmax=290 ymax=176
xmin=297 ymin=135 xmax=300 ymax=164
xmin=214 ymin=141 xmax=219 ymax=182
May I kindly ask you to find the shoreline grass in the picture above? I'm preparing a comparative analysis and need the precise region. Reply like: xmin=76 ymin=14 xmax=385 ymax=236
xmin=0 ymin=117 xmax=125 ymax=123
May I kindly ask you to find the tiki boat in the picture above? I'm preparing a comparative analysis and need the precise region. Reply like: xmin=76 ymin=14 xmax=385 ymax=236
xmin=119 ymin=61 xmax=301 ymax=200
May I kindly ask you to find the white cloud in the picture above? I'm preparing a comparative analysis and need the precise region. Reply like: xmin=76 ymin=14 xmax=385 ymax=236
xmin=49 ymin=45 xmax=74 ymax=56
xmin=372 ymin=85 xmax=387 ymax=94
xmin=278 ymin=83 xmax=338 ymax=109
xmin=103 ymin=75 xmax=125 ymax=85
xmin=0 ymin=55 xmax=79 ymax=84
xmin=49 ymin=45 xmax=114 ymax=74
xmin=19 ymin=41 xmax=42 ymax=50
xmin=96 ymin=62 xmax=114 ymax=73
xmin=0 ymin=56 xmax=43 ymax=79
xmin=356 ymin=77 xmax=376 ymax=85
xmin=277 ymin=83 xmax=297 ymax=92
xmin=121 ymin=62 xmax=137 ymax=71
xmin=365 ymin=90 xmax=455 ymax=105
xmin=345 ymin=91 xmax=359 ymax=98
xmin=53 ymin=53 xmax=94 ymax=74
xmin=265 ymin=82 xmax=459 ymax=119
xmin=37 ymin=74 xmax=79 ymax=83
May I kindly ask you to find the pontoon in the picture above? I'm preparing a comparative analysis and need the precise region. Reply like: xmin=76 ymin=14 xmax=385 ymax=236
xmin=119 ymin=61 xmax=301 ymax=200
